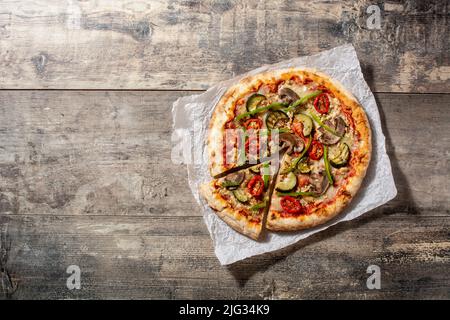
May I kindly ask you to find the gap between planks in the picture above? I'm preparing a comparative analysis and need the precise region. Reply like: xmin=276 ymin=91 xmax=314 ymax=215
xmin=0 ymin=89 xmax=450 ymax=95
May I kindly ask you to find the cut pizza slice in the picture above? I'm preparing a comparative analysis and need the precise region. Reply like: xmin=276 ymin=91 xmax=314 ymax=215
xmin=266 ymin=138 xmax=358 ymax=231
xmin=199 ymin=162 xmax=276 ymax=240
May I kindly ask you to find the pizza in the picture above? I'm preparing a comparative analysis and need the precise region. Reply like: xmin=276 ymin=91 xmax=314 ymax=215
xmin=200 ymin=68 xmax=371 ymax=239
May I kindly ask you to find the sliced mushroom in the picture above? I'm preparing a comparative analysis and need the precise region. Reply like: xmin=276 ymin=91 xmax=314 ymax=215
xmin=279 ymin=132 xmax=304 ymax=154
xmin=318 ymin=129 xmax=341 ymax=145
xmin=310 ymin=172 xmax=323 ymax=192
xmin=318 ymin=119 xmax=341 ymax=145
xmin=335 ymin=117 xmax=346 ymax=136
xmin=222 ymin=171 xmax=245 ymax=189
xmin=278 ymin=87 xmax=300 ymax=104
xmin=310 ymin=171 xmax=330 ymax=195
xmin=318 ymin=177 xmax=330 ymax=195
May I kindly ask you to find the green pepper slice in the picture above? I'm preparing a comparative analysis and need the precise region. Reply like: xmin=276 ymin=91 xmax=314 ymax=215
xmin=250 ymin=201 xmax=267 ymax=211
xmin=235 ymin=102 xmax=288 ymax=122
xmin=276 ymin=191 xmax=318 ymax=197
xmin=323 ymin=145 xmax=334 ymax=185
xmin=284 ymin=90 xmax=322 ymax=113
xmin=261 ymin=162 xmax=270 ymax=189
xmin=281 ymin=135 xmax=312 ymax=174
xmin=309 ymin=113 xmax=343 ymax=137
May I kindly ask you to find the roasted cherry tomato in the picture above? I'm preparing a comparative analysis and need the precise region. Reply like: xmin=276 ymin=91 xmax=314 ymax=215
xmin=309 ymin=140 xmax=324 ymax=160
xmin=280 ymin=196 xmax=303 ymax=215
xmin=314 ymin=93 xmax=330 ymax=114
xmin=247 ymin=175 xmax=264 ymax=197
xmin=244 ymin=118 xmax=263 ymax=130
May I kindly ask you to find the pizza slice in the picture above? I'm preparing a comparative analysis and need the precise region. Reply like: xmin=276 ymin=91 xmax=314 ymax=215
xmin=267 ymin=133 xmax=359 ymax=231
xmin=199 ymin=162 xmax=275 ymax=240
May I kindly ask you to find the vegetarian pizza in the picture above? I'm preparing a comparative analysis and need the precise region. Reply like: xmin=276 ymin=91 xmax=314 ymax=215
xmin=200 ymin=68 xmax=371 ymax=239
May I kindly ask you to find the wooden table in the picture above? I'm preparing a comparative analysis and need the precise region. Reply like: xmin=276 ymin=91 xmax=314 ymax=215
xmin=0 ymin=1 xmax=448 ymax=299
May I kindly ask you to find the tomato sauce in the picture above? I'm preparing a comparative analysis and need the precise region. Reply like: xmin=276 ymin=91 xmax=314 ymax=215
xmin=290 ymin=75 xmax=313 ymax=85
xmin=339 ymin=104 xmax=356 ymax=131
xmin=249 ymin=217 xmax=261 ymax=224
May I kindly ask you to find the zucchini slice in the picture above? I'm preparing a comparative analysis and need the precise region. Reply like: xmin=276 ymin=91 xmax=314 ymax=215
xmin=249 ymin=165 xmax=261 ymax=174
xmin=265 ymin=110 xmax=289 ymax=130
xmin=275 ymin=172 xmax=297 ymax=192
xmin=232 ymin=189 xmax=249 ymax=203
xmin=294 ymin=113 xmax=313 ymax=136
xmin=296 ymin=158 xmax=311 ymax=174
xmin=246 ymin=94 xmax=266 ymax=112
xmin=329 ymin=143 xmax=350 ymax=168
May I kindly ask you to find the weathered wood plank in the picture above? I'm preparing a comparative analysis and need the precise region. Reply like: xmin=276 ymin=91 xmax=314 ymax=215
xmin=0 ymin=0 xmax=448 ymax=91
xmin=1 ymin=213 xmax=448 ymax=299
xmin=0 ymin=91 xmax=449 ymax=217
xmin=0 ymin=91 xmax=200 ymax=217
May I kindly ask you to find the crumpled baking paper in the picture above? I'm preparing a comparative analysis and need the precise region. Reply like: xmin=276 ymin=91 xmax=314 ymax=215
xmin=172 ymin=44 xmax=397 ymax=265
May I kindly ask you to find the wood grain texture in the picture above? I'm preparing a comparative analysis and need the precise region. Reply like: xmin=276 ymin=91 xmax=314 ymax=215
xmin=0 ymin=0 xmax=448 ymax=92
xmin=1 ymin=213 xmax=449 ymax=299
xmin=0 ymin=90 xmax=449 ymax=299
xmin=0 ymin=91 xmax=449 ymax=217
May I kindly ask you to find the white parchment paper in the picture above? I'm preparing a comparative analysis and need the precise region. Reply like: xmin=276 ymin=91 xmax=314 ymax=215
xmin=172 ymin=44 xmax=397 ymax=265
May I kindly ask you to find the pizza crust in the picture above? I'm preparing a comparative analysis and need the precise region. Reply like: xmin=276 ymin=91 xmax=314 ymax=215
xmin=199 ymin=182 xmax=262 ymax=240
xmin=267 ymin=192 xmax=352 ymax=231
xmin=205 ymin=67 xmax=372 ymax=234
